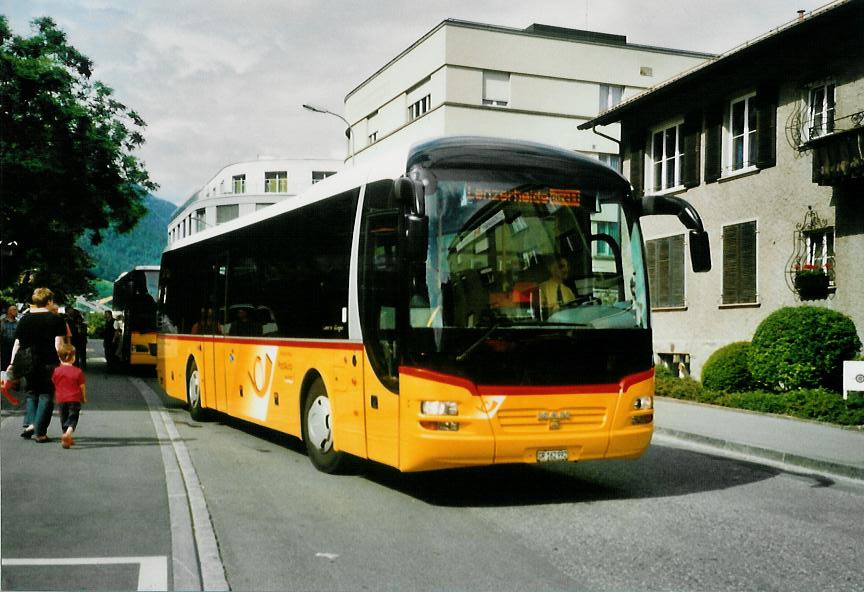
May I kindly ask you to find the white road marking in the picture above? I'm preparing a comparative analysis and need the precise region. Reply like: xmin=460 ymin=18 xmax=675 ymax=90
xmin=1 ymin=556 xmax=167 ymax=591
xmin=131 ymin=377 xmax=230 ymax=591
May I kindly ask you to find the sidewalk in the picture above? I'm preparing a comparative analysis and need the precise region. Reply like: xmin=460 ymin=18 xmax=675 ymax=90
xmin=654 ymin=397 xmax=864 ymax=482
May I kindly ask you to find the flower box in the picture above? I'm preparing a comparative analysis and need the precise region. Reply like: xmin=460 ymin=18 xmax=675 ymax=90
xmin=794 ymin=270 xmax=830 ymax=300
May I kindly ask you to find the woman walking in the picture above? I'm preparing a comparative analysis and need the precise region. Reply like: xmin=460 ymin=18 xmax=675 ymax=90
xmin=5 ymin=288 xmax=67 ymax=441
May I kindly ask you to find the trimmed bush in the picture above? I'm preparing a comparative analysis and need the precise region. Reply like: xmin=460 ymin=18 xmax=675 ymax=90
xmin=702 ymin=341 xmax=754 ymax=393
xmin=749 ymin=306 xmax=862 ymax=392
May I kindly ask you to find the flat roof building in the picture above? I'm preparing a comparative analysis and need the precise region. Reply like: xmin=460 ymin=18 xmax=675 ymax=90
xmin=168 ymin=157 xmax=341 ymax=245
xmin=343 ymin=20 xmax=713 ymax=168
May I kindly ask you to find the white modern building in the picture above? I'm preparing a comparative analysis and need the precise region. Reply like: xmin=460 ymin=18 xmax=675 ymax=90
xmin=343 ymin=20 xmax=714 ymax=168
xmin=168 ymin=158 xmax=341 ymax=244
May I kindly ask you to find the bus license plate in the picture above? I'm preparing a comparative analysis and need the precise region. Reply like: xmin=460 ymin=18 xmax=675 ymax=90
xmin=537 ymin=449 xmax=568 ymax=463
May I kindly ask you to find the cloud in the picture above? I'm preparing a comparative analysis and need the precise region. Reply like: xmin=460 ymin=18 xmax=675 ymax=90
xmin=1 ymin=0 xmax=831 ymax=203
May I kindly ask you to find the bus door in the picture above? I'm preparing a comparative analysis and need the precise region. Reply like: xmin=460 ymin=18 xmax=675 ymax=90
xmin=360 ymin=181 xmax=402 ymax=467
xmin=204 ymin=253 xmax=228 ymax=413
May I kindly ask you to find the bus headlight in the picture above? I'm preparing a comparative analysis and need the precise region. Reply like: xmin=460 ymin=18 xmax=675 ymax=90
xmin=632 ymin=395 xmax=653 ymax=410
xmin=420 ymin=401 xmax=459 ymax=431
xmin=421 ymin=401 xmax=458 ymax=416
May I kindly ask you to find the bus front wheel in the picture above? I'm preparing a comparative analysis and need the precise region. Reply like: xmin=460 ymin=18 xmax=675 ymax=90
xmin=187 ymin=360 xmax=206 ymax=421
xmin=302 ymin=378 xmax=348 ymax=474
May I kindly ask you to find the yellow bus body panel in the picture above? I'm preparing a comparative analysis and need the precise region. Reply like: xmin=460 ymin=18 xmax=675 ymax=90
xmin=396 ymin=368 xmax=654 ymax=472
xmin=157 ymin=335 xmax=368 ymax=457
xmin=158 ymin=335 xmax=653 ymax=472
xmin=129 ymin=332 xmax=157 ymax=366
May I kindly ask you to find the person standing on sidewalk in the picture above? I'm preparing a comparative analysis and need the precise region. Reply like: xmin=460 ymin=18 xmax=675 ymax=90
xmin=5 ymin=288 xmax=67 ymax=442
xmin=102 ymin=310 xmax=117 ymax=369
xmin=1 ymin=304 xmax=19 ymax=370
xmin=52 ymin=343 xmax=87 ymax=449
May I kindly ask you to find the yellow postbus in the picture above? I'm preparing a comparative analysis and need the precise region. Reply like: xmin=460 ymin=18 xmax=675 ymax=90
xmin=157 ymin=136 xmax=711 ymax=473
xmin=113 ymin=266 xmax=159 ymax=367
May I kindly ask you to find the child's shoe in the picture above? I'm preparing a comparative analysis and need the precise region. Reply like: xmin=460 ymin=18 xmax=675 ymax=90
xmin=61 ymin=433 xmax=72 ymax=449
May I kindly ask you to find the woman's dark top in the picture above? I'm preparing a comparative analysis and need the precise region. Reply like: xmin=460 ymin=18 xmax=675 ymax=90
xmin=14 ymin=311 xmax=67 ymax=392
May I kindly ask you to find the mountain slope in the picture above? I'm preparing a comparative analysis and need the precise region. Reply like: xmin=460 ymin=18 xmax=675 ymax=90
xmin=82 ymin=193 xmax=175 ymax=290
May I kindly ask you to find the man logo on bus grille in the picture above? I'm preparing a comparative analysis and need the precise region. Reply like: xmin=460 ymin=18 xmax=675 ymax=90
xmin=538 ymin=411 xmax=571 ymax=430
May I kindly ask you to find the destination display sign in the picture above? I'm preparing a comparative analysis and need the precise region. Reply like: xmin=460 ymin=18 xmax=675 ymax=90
xmin=465 ymin=186 xmax=582 ymax=207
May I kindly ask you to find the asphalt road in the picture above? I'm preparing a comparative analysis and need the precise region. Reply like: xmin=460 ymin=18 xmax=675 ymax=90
xmin=2 ymin=351 xmax=863 ymax=591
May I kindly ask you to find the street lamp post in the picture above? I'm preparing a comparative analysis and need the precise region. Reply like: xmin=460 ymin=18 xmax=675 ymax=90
xmin=302 ymin=104 xmax=355 ymax=166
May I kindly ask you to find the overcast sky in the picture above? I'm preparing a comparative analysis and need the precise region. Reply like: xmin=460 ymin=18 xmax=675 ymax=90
xmin=2 ymin=0 xmax=832 ymax=204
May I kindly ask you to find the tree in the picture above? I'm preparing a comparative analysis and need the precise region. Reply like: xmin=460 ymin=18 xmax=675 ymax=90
xmin=0 ymin=16 xmax=156 ymax=304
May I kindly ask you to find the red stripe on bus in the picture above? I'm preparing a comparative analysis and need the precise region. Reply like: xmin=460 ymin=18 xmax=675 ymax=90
xmin=399 ymin=366 xmax=654 ymax=396
xmin=160 ymin=334 xmax=364 ymax=351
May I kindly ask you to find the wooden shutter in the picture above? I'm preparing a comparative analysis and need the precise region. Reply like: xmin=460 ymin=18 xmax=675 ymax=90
xmin=704 ymin=105 xmax=723 ymax=183
xmin=722 ymin=221 xmax=757 ymax=304
xmin=669 ymin=235 xmax=685 ymax=307
xmin=681 ymin=113 xmax=702 ymax=188
xmin=755 ymin=90 xmax=777 ymax=169
xmin=647 ymin=235 xmax=685 ymax=309
xmin=646 ymin=239 xmax=657 ymax=305
xmin=739 ymin=221 xmax=757 ymax=302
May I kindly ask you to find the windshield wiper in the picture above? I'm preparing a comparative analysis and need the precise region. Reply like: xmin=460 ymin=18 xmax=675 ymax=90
xmin=456 ymin=323 xmax=503 ymax=362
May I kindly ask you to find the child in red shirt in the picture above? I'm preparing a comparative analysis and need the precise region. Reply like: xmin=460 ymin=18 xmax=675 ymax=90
xmin=52 ymin=343 xmax=87 ymax=449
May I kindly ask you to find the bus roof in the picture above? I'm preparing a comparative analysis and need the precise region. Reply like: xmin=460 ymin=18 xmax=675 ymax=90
xmin=114 ymin=265 xmax=161 ymax=283
xmin=164 ymin=135 xmax=631 ymax=253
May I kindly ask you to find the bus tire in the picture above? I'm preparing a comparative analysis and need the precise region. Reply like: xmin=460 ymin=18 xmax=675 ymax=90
xmin=186 ymin=359 xmax=207 ymax=421
xmin=302 ymin=377 xmax=349 ymax=474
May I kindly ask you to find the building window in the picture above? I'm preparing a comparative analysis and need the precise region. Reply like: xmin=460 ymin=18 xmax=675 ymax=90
xmin=483 ymin=71 xmax=510 ymax=107
xmin=729 ymin=94 xmax=757 ymax=172
xmin=216 ymin=204 xmax=239 ymax=225
xmin=594 ymin=221 xmax=620 ymax=258
xmin=808 ymin=83 xmax=835 ymax=140
xmin=657 ymin=352 xmax=690 ymax=378
xmin=599 ymin=84 xmax=624 ymax=113
xmin=646 ymin=235 xmax=685 ymax=309
xmin=650 ymin=123 xmax=682 ymax=192
xmin=255 ymin=203 xmax=274 ymax=211
xmin=312 ymin=171 xmax=336 ymax=184
xmin=265 ymin=171 xmax=288 ymax=193
xmin=195 ymin=208 xmax=206 ymax=232
xmin=408 ymin=94 xmax=431 ymax=120
xmin=232 ymin=174 xmax=246 ymax=194
xmin=722 ymin=221 xmax=757 ymax=305
xmin=804 ymin=226 xmax=835 ymax=275
xmin=597 ymin=153 xmax=621 ymax=173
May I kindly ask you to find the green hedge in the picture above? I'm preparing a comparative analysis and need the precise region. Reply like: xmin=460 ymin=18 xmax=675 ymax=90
xmin=749 ymin=306 xmax=862 ymax=392
xmin=655 ymin=372 xmax=864 ymax=426
xmin=702 ymin=341 xmax=754 ymax=393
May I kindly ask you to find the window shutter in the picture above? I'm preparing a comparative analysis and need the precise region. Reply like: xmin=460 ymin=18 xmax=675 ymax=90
xmin=722 ymin=221 xmax=757 ymax=304
xmin=483 ymin=71 xmax=510 ymax=104
xmin=647 ymin=236 xmax=685 ymax=309
xmin=670 ymin=234 xmax=685 ymax=307
xmin=627 ymin=131 xmax=645 ymax=197
xmin=722 ymin=225 xmax=739 ymax=304
xmin=646 ymin=240 xmax=658 ymax=306
xmin=739 ymin=221 xmax=758 ymax=302
xmin=704 ymin=106 xmax=723 ymax=183
xmin=681 ymin=113 xmax=702 ymax=188
xmin=755 ymin=90 xmax=777 ymax=169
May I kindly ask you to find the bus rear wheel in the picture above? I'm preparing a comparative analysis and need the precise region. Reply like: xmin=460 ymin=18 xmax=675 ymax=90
xmin=187 ymin=360 xmax=206 ymax=421
xmin=302 ymin=378 xmax=349 ymax=474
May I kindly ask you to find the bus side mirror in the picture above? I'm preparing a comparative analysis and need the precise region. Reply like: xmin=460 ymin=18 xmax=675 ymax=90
xmin=640 ymin=194 xmax=712 ymax=273
xmin=396 ymin=176 xmax=428 ymax=261
xmin=396 ymin=176 xmax=425 ymax=217
xmin=689 ymin=230 xmax=711 ymax=273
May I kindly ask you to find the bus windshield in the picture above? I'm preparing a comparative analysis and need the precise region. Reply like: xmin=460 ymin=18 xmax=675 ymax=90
xmin=402 ymin=166 xmax=651 ymax=386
